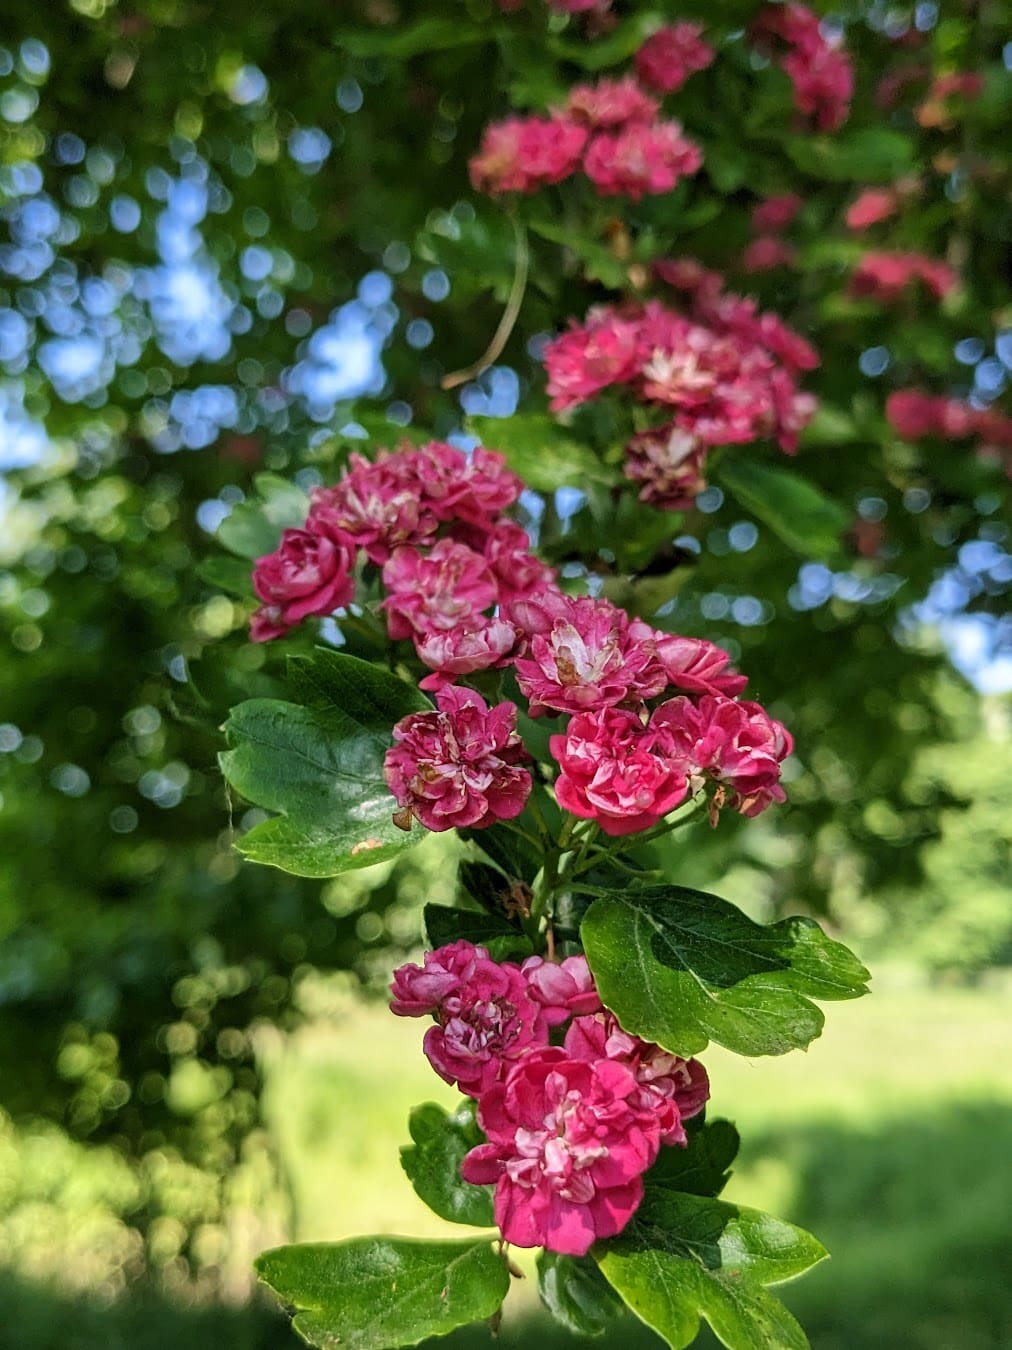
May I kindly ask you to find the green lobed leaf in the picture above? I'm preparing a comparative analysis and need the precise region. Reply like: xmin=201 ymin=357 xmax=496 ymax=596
xmin=596 ymin=1189 xmax=826 ymax=1350
xmin=537 ymin=1251 xmax=625 ymax=1338
xmin=256 ymin=1237 xmax=510 ymax=1350
xmin=716 ymin=457 xmax=850 ymax=560
xmin=645 ymin=1119 xmax=741 ymax=1199
xmin=547 ymin=14 xmax=661 ymax=70
xmin=196 ymin=554 xmax=256 ymax=596
xmin=400 ymin=1101 xmax=495 ymax=1229
xmin=468 ymin=413 xmax=619 ymax=493
xmin=580 ymin=885 xmax=869 ymax=1058
xmin=219 ymin=649 xmax=430 ymax=877
xmin=216 ymin=473 xmax=309 ymax=560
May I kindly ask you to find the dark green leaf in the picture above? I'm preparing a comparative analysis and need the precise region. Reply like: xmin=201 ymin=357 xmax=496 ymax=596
xmin=197 ymin=554 xmax=255 ymax=596
xmin=459 ymin=822 xmax=541 ymax=885
xmin=645 ymin=1119 xmax=740 ymax=1199
xmin=459 ymin=861 xmax=522 ymax=916
xmin=547 ymin=14 xmax=659 ymax=70
xmin=333 ymin=19 xmax=489 ymax=59
xmin=537 ymin=1251 xmax=625 ymax=1338
xmin=468 ymin=413 xmax=619 ymax=493
xmin=256 ymin=1237 xmax=509 ymax=1350
xmin=216 ymin=473 xmax=308 ymax=560
xmin=423 ymin=903 xmax=532 ymax=960
xmin=596 ymin=1190 xmax=826 ymax=1350
xmin=528 ymin=219 xmax=630 ymax=290
xmin=716 ymin=458 xmax=850 ymax=560
xmin=400 ymin=1101 xmax=495 ymax=1229
xmin=219 ymin=650 xmax=430 ymax=877
xmin=580 ymin=885 xmax=869 ymax=1057
xmin=784 ymin=129 xmax=915 ymax=183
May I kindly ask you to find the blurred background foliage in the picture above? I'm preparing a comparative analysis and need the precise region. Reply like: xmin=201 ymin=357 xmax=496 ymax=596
xmin=0 ymin=0 xmax=1009 ymax=1346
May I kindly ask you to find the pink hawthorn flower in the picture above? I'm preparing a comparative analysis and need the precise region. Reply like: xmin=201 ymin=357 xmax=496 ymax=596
xmin=551 ymin=707 xmax=690 ymax=836
xmin=543 ymin=308 xmax=643 ymax=412
xmin=646 ymin=632 xmax=749 ymax=697
xmin=512 ymin=594 xmax=664 ymax=716
xmin=249 ymin=527 xmax=356 ymax=642
xmin=623 ymin=424 xmax=709 ymax=510
xmin=886 ymin=390 xmax=1012 ymax=447
xmin=635 ymin=24 xmax=715 ymax=94
xmin=750 ymin=194 xmax=803 ymax=234
xmin=381 ymin=538 xmax=497 ymax=641
xmin=469 ymin=115 xmax=588 ymax=196
xmin=743 ymin=237 xmax=797 ymax=273
xmin=850 ymin=251 xmax=958 ymax=304
xmin=652 ymin=694 xmax=793 ymax=817
xmin=415 ymin=617 xmax=518 ymax=692
xmin=565 ymin=1012 xmax=709 ymax=1146
xmin=522 ymin=955 xmax=602 ymax=1026
xmin=308 ymin=451 xmax=437 ymax=565
xmin=753 ymin=3 xmax=854 ymax=132
xmin=384 ymin=685 xmax=532 ymax=832
xmin=483 ymin=521 xmax=559 ymax=604
xmin=461 ymin=1047 xmax=661 ymax=1254
xmin=565 ymin=77 xmax=659 ymax=128
xmin=846 ymin=188 xmax=900 ymax=231
xmin=390 ymin=941 xmax=546 ymax=1098
xmin=415 ymin=442 xmax=524 ymax=531
xmin=583 ymin=121 xmax=702 ymax=200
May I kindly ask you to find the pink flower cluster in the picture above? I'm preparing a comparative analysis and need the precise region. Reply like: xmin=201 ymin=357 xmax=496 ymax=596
xmin=744 ymin=194 xmax=803 ymax=274
xmin=249 ymin=442 xmax=560 ymax=694
xmin=887 ymin=390 xmax=1012 ymax=450
xmin=511 ymin=590 xmax=791 ymax=831
xmin=634 ymin=24 xmax=715 ymax=95
xmin=544 ymin=272 xmax=818 ymax=510
xmin=751 ymin=3 xmax=854 ymax=132
xmin=470 ymin=77 xmax=701 ymax=202
xmin=391 ymin=941 xmax=709 ymax=1254
xmin=850 ymin=251 xmax=958 ymax=304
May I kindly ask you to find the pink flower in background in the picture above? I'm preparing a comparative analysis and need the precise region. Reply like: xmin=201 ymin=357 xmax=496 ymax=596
xmin=886 ymin=389 xmax=1012 ymax=447
xmin=647 ymin=633 xmax=748 ymax=697
xmin=543 ymin=308 xmax=643 ymax=412
xmin=743 ymin=237 xmax=797 ymax=273
xmin=551 ymin=707 xmax=690 ymax=835
xmin=753 ymin=3 xmax=854 ymax=132
xmin=652 ymin=694 xmax=793 ymax=817
xmin=846 ymin=188 xmax=899 ymax=231
xmin=384 ymin=685 xmax=531 ymax=832
xmin=750 ymin=194 xmax=803 ymax=234
xmin=583 ymin=120 xmax=702 ymax=200
xmin=390 ymin=942 xmax=546 ymax=1097
xmin=249 ymin=527 xmax=356 ymax=641
xmin=513 ymin=595 xmax=664 ymax=716
xmin=469 ymin=115 xmax=588 ymax=195
xmin=415 ymin=617 xmax=518 ymax=691
xmin=850 ymin=251 xmax=958 ymax=303
xmin=381 ymin=538 xmax=497 ymax=641
xmin=522 ymin=955 xmax=602 ymax=1025
xmin=566 ymin=77 xmax=659 ymax=128
xmin=483 ymin=521 xmax=559 ymax=603
xmin=461 ymin=1047 xmax=661 ymax=1254
xmin=635 ymin=24 xmax=715 ymax=94
xmin=547 ymin=0 xmax=609 ymax=10
xmin=565 ymin=1013 xmax=709 ymax=1145
xmin=623 ymin=424 xmax=709 ymax=510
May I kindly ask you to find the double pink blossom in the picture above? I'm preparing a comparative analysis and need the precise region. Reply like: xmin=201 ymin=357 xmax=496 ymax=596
xmin=384 ymin=685 xmax=532 ymax=832
xmin=565 ymin=1013 xmax=709 ymax=1146
xmin=635 ymin=24 xmax=715 ymax=94
xmin=583 ymin=121 xmax=702 ymax=200
xmin=483 ymin=521 xmax=559 ymax=604
xmin=249 ymin=527 xmax=356 ymax=642
xmin=512 ymin=594 xmax=664 ymax=716
xmin=521 ymin=955 xmax=602 ymax=1025
xmin=647 ymin=633 xmax=749 ymax=697
xmin=624 ymin=424 xmax=709 ymax=510
xmin=469 ymin=115 xmax=588 ymax=196
xmin=551 ymin=707 xmax=691 ymax=836
xmin=461 ymin=1047 xmax=662 ymax=1254
xmin=390 ymin=942 xmax=546 ymax=1098
xmin=566 ymin=77 xmax=659 ymax=128
xmin=652 ymin=694 xmax=793 ymax=817
xmin=381 ymin=539 xmax=498 ymax=641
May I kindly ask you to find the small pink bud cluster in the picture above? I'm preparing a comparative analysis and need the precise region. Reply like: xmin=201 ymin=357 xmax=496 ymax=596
xmin=635 ymin=24 xmax=715 ymax=95
xmin=470 ymin=77 xmax=701 ymax=202
xmin=249 ymin=442 xmax=559 ymax=696
xmin=751 ymin=3 xmax=854 ymax=133
xmin=391 ymin=941 xmax=709 ymax=1254
xmin=543 ymin=273 xmax=818 ymax=510
xmin=743 ymin=193 xmax=803 ymax=274
xmin=887 ymin=390 xmax=1012 ymax=451
xmin=510 ymin=591 xmax=792 ymax=831
xmin=849 ymin=251 xmax=958 ymax=304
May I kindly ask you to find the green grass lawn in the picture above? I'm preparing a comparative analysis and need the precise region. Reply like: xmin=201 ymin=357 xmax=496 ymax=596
xmin=263 ymin=967 xmax=1012 ymax=1350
